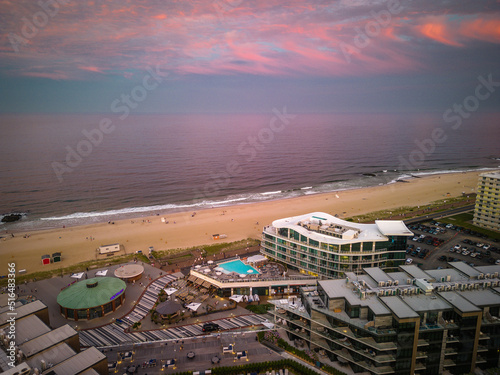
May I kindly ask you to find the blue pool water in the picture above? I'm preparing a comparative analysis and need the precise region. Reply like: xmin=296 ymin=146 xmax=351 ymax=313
xmin=217 ymin=260 xmax=260 ymax=275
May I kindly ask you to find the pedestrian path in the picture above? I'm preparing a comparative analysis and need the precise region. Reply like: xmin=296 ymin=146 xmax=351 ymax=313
xmin=78 ymin=272 xmax=268 ymax=347
xmin=79 ymin=313 xmax=268 ymax=348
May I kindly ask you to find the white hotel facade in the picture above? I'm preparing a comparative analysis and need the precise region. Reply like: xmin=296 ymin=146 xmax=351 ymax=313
xmin=261 ymin=212 xmax=413 ymax=278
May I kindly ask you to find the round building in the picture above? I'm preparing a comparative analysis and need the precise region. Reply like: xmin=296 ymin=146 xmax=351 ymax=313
xmin=57 ymin=277 xmax=126 ymax=321
xmin=114 ymin=263 xmax=144 ymax=283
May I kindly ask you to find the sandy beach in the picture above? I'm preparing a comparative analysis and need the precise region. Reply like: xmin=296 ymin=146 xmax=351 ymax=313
xmin=0 ymin=171 xmax=481 ymax=275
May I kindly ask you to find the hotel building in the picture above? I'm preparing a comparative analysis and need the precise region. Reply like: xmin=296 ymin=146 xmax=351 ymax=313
xmin=269 ymin=262 xmax=500 ymax=375
xmin=261 ymin=212 xmax=413 ymax=278
xmin=473 ymin=171 xmax=500 ymax=232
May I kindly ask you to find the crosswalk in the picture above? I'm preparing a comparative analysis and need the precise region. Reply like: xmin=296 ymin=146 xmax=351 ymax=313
xmin=78 ymin=273 xmax=269 ymax=348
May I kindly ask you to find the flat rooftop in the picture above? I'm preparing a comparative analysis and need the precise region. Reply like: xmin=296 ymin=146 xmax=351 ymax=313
xmin=14 ymin=314 xmax=51 ymax=345
xmin=425 ymin=268 xmax=468 ymax=283
xmin=438 ymin=291 xmax=481 ymax=313
xmin=379 ymin=296 xmax=419 ymax=319
xmin=319 ymin=279 xmax=390 ymax=315
xmin=480 ymin=171 xmax=500 ymax=179
xmin=0 ymin=300 xmax=46 ymax=328
xmin=270 ymin=212 xmax=412 ymax=244
xmin=19 ymin=324 xmax=78 ymax=358
xmin=449 ymin=262 xmax=481 ymax=278
xmin=402 ymin=294 xmax=452 ymax=312
xmin=364 ymin=267 xmax=394 ymax=284
xmin=399 ymin=265 xmax=433 ymax=281
xmin=458 ymin=289 xmax=500 ymax=307
xmin=43 ymin=346 xmax=106 ymax=375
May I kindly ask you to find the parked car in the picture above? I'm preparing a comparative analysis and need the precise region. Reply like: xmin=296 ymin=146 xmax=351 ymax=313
xmin=202 ymin=323 xmax=220 ymax=332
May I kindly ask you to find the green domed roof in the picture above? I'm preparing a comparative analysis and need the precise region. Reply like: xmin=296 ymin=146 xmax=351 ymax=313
xmin=57 ymin=277 xmax=126 ymax=309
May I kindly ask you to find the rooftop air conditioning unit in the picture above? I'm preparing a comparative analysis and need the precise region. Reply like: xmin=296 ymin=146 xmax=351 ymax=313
xmin=379 ymin=281 xmax=384 ymax=287
xmin=492 ymin=281 xmax=499 ymax=287
xmin=394 ymin=280 xmax=399 ymax=286
xmin=460 ymin=284 xmax=466 ymax=290
xmin=438 ymin=286 xmax=444 ymax=292
xmin=441 ymin=277 xmax=445 ymax=282
xmin=379 ymin=290 xmax=384 ymax=296
xmin=485 ymin=274 xmax=490 ymax=279
xmin=494 ymin=272 xmax=498 ymax=278
xmin=474 ymin=284 xmax=479 ymax=289
xmin=468 ymin=284 xmax=473 ymax=290
xmin=407 ymin=279 xmax=413 ymax=285
xmin=478 ymin=274 xmax=484 ymax=280
xmin=446 ymin=275 xmax=451 ymax=282
xmin=445 ymin=286 xmax=451 ymax=291
xmin=485 ymin=282 xmax=491 ymax=288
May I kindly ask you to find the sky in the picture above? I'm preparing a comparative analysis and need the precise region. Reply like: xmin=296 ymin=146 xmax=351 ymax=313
xmin=0 ymin=0 xmax=500 ymax=114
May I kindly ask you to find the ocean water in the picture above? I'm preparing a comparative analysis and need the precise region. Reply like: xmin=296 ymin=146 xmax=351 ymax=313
xmin=0 ymin=112 xmax=499 ymax=231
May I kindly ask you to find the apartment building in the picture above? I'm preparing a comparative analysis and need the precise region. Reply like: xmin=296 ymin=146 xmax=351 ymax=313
xmin=261 ymin=212 xmax=412 ymax=278
xmin=269 ymin=262 xmax=500 ymax=375
xmin=473 ymin=171 xmax=500 ymax=232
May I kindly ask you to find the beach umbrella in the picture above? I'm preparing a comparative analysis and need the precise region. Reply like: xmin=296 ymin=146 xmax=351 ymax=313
xmin=207 ymin=260 xmax=214 ymax=264
xmin=247 ymin=269 xmax=253 ymax=273
xmin=239 ymin=274 xmax=246 ymax=278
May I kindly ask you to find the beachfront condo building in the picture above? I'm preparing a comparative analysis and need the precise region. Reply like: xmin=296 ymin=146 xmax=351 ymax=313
xmin=268 ymin=262 xmax=500 ymax=375
xmin=260 ymin=212 xmax=412 ymax=279
xmin=473 ymin=171 xmax=500 ymax=232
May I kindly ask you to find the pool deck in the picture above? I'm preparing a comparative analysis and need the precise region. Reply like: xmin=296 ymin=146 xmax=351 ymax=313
xmin=189 ymin=257 xmax=318 ymax=290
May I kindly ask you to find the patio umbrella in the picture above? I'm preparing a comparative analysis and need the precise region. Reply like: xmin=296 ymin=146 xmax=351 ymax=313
xmin=186 ymin=302 xmax=202 ymax=311
xmin=229 ymin=295 xmax=243 ymax=303
xmin=164 ymin=287 xmax=177 ymax=296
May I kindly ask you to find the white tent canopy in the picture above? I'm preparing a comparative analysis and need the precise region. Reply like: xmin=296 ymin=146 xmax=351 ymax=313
xmin=186 ymin=302 xmax=202 ymax=311
xmin=164 ymin=287 xmax=178 ymax=296
xmin=262 ymin=322 xmax=275 ymax=329
xmin=95 ymin=269 xmax=108 ymax=277
xmin=71 ymin=272 xmax=84 ymax=279
xmin=247 ymin=254 xmax=267 ymax=264
xmin=229 ymin=295 xmax=244 ymax=303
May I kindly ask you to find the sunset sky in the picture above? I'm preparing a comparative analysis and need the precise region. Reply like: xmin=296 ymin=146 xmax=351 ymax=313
xmin=1 ymin=0 xmax=500 ymax=113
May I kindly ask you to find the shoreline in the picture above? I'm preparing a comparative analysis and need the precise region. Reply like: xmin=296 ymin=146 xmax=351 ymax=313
xmin=0 ymin=170 xmax=484 ymax=275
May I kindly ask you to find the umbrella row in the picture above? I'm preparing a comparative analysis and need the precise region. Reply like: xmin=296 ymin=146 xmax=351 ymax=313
xmin=79 ymin=314 xmax=269 ymax=348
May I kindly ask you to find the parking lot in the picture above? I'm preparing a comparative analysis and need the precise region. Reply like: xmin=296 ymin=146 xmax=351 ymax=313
xmin=405 ymin=220 xmax=500 ymax=270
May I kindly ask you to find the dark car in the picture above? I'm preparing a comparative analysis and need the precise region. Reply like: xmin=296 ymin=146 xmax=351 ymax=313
xmin=202 ymin=323 xmax=220 ymax=332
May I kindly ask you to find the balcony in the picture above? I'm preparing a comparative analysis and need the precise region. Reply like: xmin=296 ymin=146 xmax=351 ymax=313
xmin=415 ymin=351 xmax=428 ymax=359
xmin=476 ymin=356 xmax=487 ymax=364
xmin=332 ymin=327 xmax=397 ymax=351
xmin=444 ymin=347 xmax=458 ymax=355
xmin=417 ymin=339 xmax=430 ymax=346
xmin=443 ymin=359 xmax=457 ymax=367
xmin=414 ymin=362 xmax=426 ymax=371
xmin=446 ymin=335 xmax=459 ymax=343
xmin=333 ymin=349 xmax=395 ymax=374
xmin=478 ymin=332 xmax=490 ymax=340
xmin=477 ymin=345 xmax=488 ymax=352
xmin=333 ymin=338 xmax=396 ymax=363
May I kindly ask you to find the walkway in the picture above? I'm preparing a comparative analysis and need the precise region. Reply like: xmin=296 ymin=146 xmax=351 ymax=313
xmin=79 ymin=272 xmax=269 ymax=347
xmin=79 ymin=314 xmax=268 ymax=347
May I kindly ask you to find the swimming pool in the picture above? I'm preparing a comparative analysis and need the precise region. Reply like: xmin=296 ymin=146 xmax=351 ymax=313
xmin=217 ymin=260 xmax=260 ymax=275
